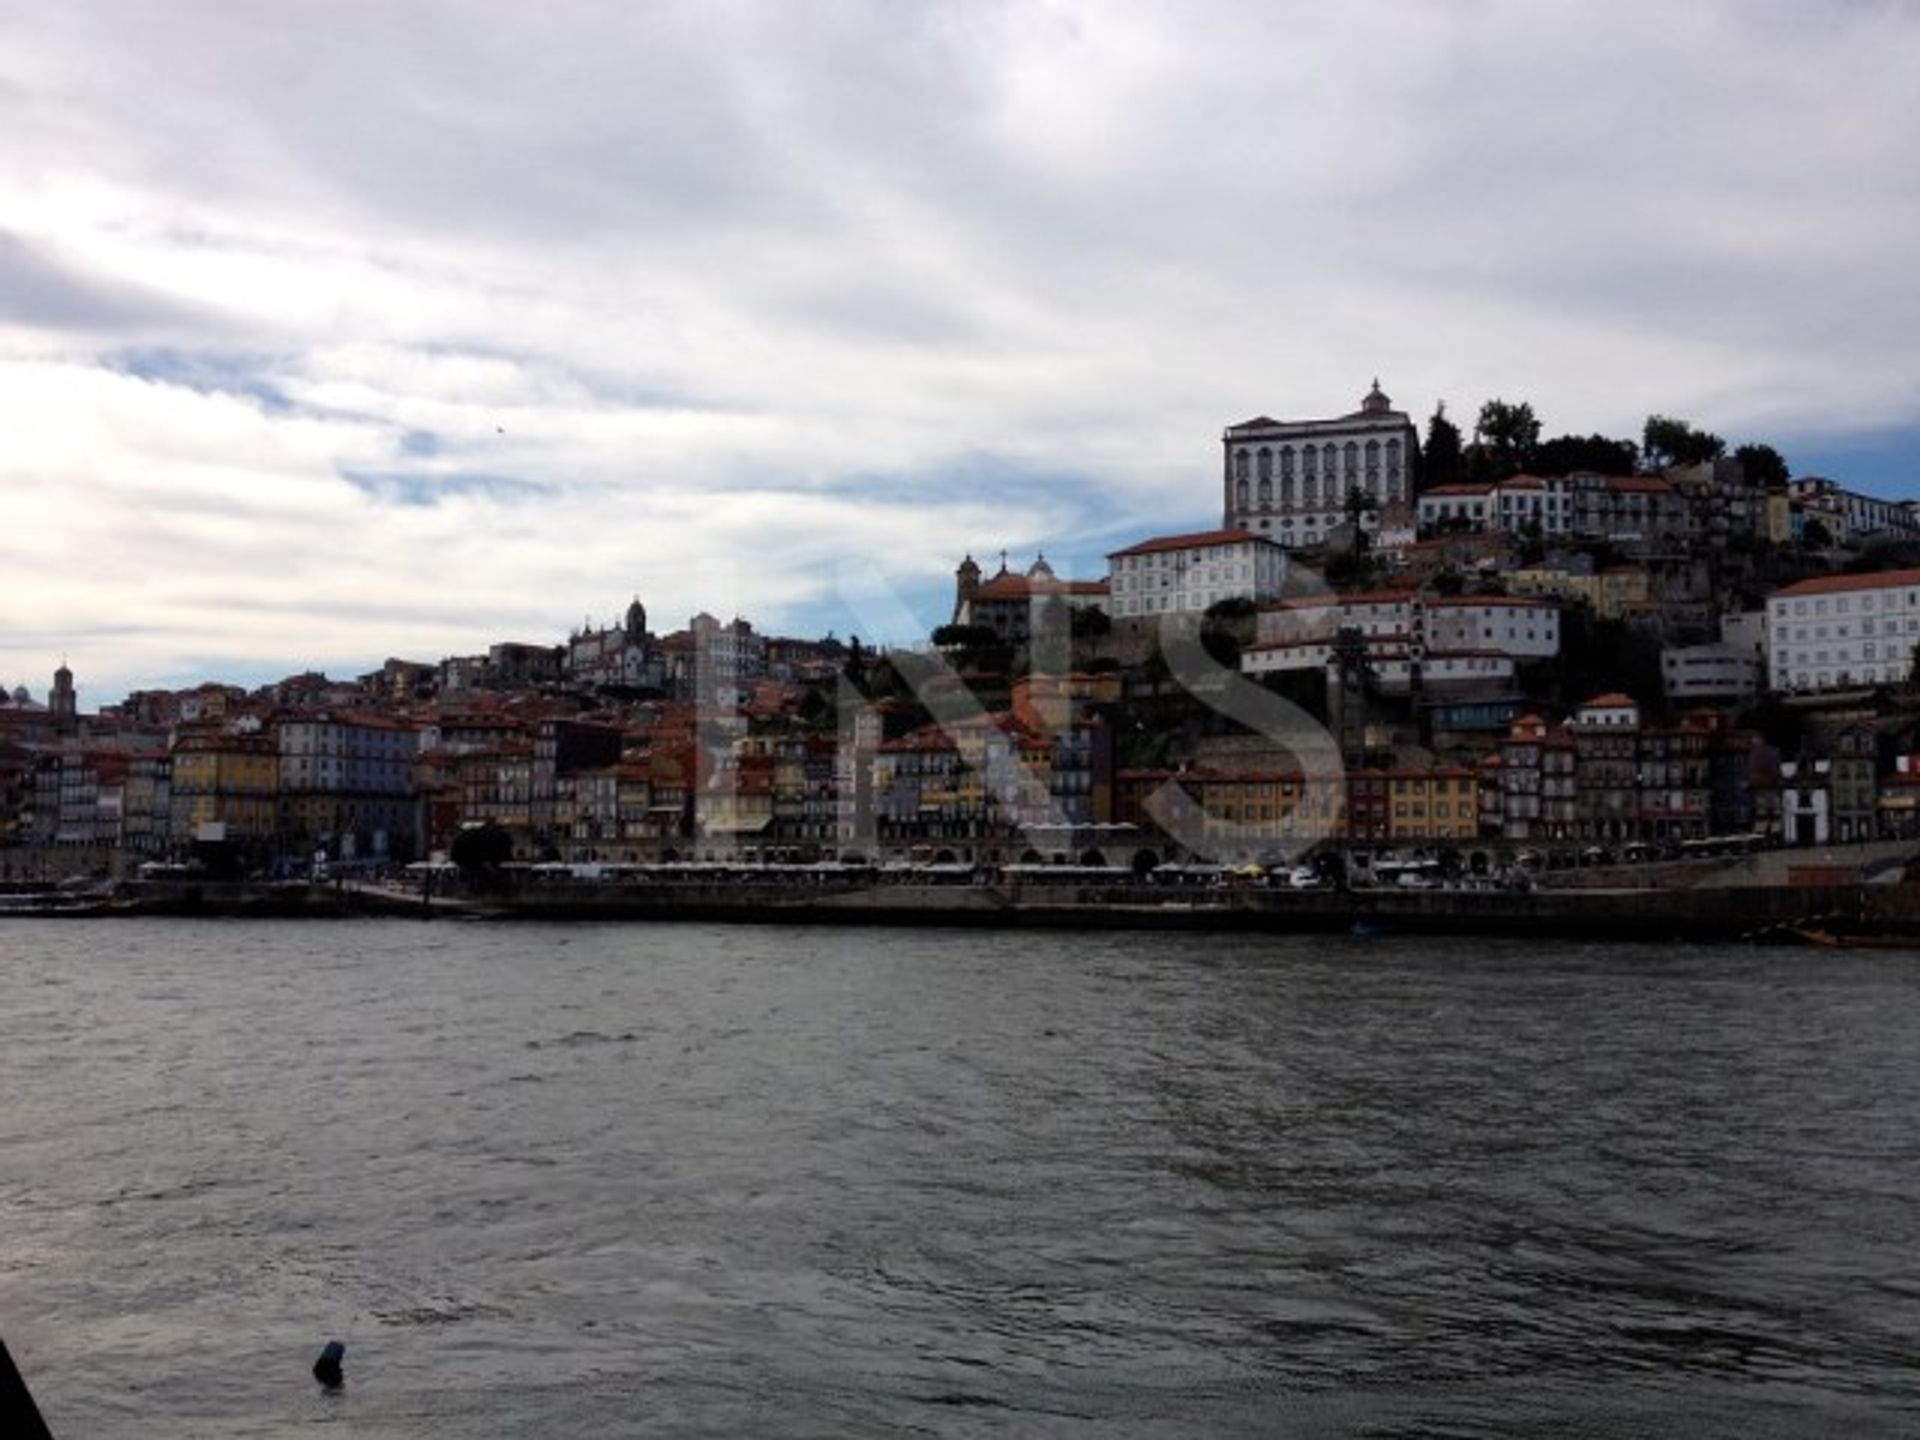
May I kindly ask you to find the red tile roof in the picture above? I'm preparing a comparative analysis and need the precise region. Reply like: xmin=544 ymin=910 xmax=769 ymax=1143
xmin=1772 ymin=568 xmax=1920 ymax=599
xmin=1109 ymin=528 xmax=1269 ymax=558
xmin=1426 ymin=595 xmax=1557 ymax=609
xmin=1266 ymin=588 xmax=1414 ymax=609
xmin=972 ymin=573 xmax=1107 ymax=601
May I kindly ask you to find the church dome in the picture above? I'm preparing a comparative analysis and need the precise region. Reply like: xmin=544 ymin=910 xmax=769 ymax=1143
xmin=1027 ymin=553 xmax=1055 ymax=579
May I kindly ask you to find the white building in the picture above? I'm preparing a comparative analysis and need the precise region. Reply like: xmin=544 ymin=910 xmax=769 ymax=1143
xmin=1221 ymin=381 xmax=1419 ymax=549
xmin=1661 ymin=642 xmax=1760 ymax=703
xmin=1788 ymin=477 xmax=1920 ymax=545
xmin=1493 ymin=475 xmax=1572 ymax=536
xmin=1107 ymin=528 xmax=1289 ymax=619
xmin=1417 ymin=475 xmax=1573 ymax=538
xmin=1574 ymin=692 xmax=1641 ymax=729
xmin=1417 ymin=483 xmax=1495 ymax=531
xmin=1766 ymin=568 xmax=1920 ymax=693
xmin=1241 ymin=590 xmax=1558 ymax=693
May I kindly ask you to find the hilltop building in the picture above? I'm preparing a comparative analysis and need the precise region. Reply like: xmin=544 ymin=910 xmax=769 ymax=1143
xmin=1106 ymin=529 xmax=1288 ymax=619
xmin=1221 ymin=381 xmax=1419 ymax=549
xmin=952 ymin=554 xmax=1108 ymax=642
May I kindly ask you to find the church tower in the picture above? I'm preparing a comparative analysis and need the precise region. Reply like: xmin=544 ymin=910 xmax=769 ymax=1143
xmin=49 ymin=662 xmax=77 ymax=733
xmin=953 ymin=554 xmax=982 ymax=624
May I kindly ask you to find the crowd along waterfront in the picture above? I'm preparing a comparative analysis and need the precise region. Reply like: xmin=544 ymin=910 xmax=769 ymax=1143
xmin=5 ymin=919 xmax=1920 ymax=1437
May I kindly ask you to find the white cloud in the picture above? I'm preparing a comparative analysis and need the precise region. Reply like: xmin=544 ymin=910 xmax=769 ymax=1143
xmin=2 ymin=0 xmax=1918 ymax=700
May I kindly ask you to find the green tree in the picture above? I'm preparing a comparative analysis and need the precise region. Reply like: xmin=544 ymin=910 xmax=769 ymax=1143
xmin=1475 ymin=398 xmax=1541 ymax=478
xmin=1343 ymin=484 xmax=1379 ymax=559
xmin=1643 ymin=415 xmax=1725 ymax=470
xmin=1424 ymin=402 xmax=1463 ymax=490
xmin=1535 ymin=432 xmax=1638 ymax=476
xmin=1200 ymin=622 xmax=1242 ymax=670
xmin=932 ymin=622 xmax=1000 ymax=649
xmin=1203 ymin=596 xmax=1256 ymax=622
xmin=1069 ymin=605 xmax=1111 ymax=640
xmin=1733 ymin=442 xmax=1790 ymax=489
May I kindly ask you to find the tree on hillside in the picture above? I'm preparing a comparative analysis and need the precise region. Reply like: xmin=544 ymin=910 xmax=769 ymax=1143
xmin=1475 ymin=398 xmax=1541 ymax=478
xmin=1424 ymin=403 xmax=1463 ymax=491
xmin=1535 ymin=432 xmax=1638 ymax=476
xmin=1343 ymin=484 xmax=1379 ymax=555
xmin=1733 ymin=442 xmax=1790 ymax=489
xmin=1643 ymin=415 xmax=1726 ymax=470
xmin=1204 ymin=596 xmax=1257 ymax=622
xmin=1069 ymin=604 xmax=1111 ymax=640
xmin=931 ymin=623 xmax=1000 ymax=650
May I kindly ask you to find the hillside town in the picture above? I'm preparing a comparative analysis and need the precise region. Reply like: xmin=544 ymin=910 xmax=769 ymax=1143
xmin=9 ymin=381 xmax=1920 ymax=883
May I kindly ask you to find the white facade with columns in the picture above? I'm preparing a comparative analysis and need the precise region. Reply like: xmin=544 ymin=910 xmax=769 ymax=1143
xmin=1222 ymin=381 xmax=1420 ymax=550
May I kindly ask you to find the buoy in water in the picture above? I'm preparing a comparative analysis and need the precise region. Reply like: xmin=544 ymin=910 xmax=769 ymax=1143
xmin=313 ymin=1340 xmax=345 ymax=1388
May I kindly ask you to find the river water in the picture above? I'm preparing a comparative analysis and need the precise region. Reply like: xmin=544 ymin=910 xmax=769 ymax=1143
xmin=2 ymin=920 xmax=1919 ymax=1437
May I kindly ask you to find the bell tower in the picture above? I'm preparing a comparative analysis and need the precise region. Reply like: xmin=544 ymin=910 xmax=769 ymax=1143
xmin=49 ymin=662 xmax=77 ymax=734
xmin=953 ymin=554 xmax=982 ymax=624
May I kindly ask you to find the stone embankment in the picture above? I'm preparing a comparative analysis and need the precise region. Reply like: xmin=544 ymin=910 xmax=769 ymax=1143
xmin=16 ymin=852 xmax=1920 ymax=945
xmin=490 ymin=874 xmax=1920 ymax=944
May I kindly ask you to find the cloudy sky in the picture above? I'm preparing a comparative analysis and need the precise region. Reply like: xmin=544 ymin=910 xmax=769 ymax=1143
xmin=4 ymin=0 xmax=1917 ymax=704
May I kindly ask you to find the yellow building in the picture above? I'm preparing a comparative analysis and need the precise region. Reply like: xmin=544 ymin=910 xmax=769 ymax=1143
xmin=168 ymin=727 xmax=279 ymax=845
xmin=1385 ymin=767 xmax=1479 ymax=842
xmin=1510 ymin=564 xmax=1650 ymax=621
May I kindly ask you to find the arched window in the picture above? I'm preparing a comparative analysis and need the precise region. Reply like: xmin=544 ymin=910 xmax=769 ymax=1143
xmin=1258 ymin=477 xmax=1272 ymax=506
xmin=1365 ymin=439 xmax=1380 ymax=474
xmin=1303 ymin=474 xmax=1318 ymax=505
xmin=1303 ymin=444 xmax=1317 ymax=477
xmin=1280 ymin=447 xmax=1294 ymax=478
xmin=1344 ymin=441 xmax=1359 ymax=475
xmin=1236 ymin=478 xmax=1250 ymax=510
xmin=1281 ymin=475 xmax=1295 ymax=508
xmin=1257 ymin=448 xmax=1272 ymax=480
xmin=1234 ymin=451 xmax=1249 ymax=482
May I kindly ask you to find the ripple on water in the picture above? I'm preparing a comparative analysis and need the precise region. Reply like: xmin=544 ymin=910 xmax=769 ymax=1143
xmin=3 ymin=921 xmax=1920 ymax=1438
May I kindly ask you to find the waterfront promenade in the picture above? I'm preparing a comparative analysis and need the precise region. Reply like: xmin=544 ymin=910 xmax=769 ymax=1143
xmin=12 ymin=838 xmax=1914 ymax=945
